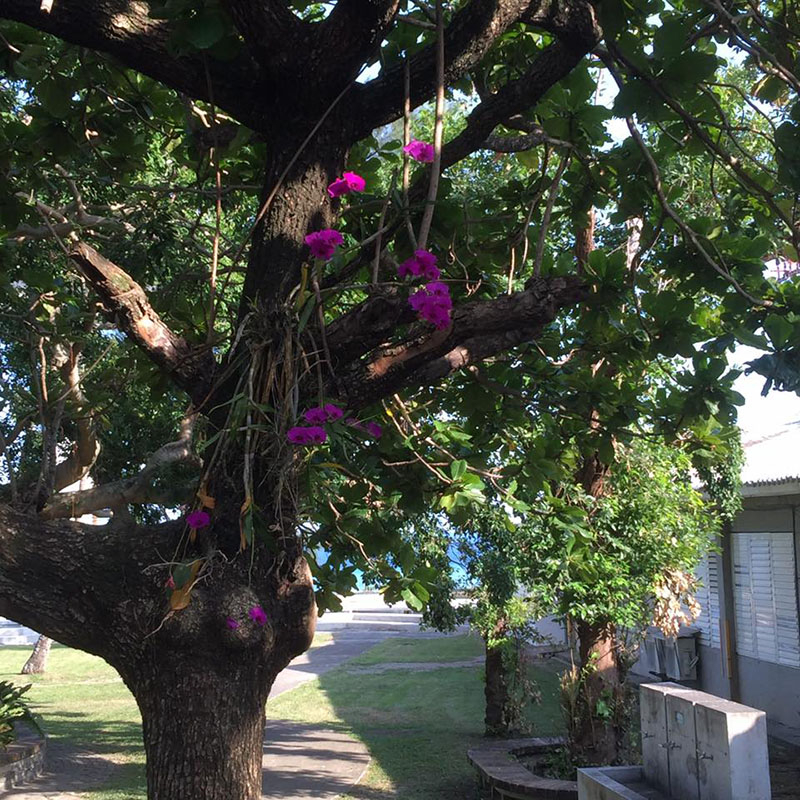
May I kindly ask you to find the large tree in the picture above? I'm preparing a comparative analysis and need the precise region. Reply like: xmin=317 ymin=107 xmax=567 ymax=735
xmin=0 ymin=3 xmax=599 ymax=798
xmin=0 ymin=1 xmax=798 ymax=798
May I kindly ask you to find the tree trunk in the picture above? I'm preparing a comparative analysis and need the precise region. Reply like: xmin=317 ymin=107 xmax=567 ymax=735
xmin=130 ymin=656 xmax=276 ymax=800
xmin=484 ymin=619 xmax=509 ymax=736
xmin=573 ymin=619 xmax=621 ymax=764
xmin=21 ymin=634 xmax=52 ymax=674
xmin=240 ymin=132 xmax=348 ymax=315
xmin=0 ymin=504 xmax=317 ymax=800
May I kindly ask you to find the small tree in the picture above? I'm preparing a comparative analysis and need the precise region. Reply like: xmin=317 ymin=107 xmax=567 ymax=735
xmin=521 ymin=439 xmax=720 ymax=764
xmin=413 ymin=509 xmax=543 ymax=738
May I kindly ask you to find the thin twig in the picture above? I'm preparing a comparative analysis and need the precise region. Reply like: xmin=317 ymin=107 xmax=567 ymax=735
xmin=533 ymin=156 xmax=569 ymax=277
xmin=403 ymin=58 xmax=417 ymax=249
xmin=372 ymin=174 xmax=396 ymax=284
xmin=416 ymin=0 xmax=445 ymax=251
xmin=208 ymin=147 xmax=223 ymax=342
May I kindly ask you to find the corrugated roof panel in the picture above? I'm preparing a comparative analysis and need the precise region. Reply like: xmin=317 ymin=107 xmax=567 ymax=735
xmin=741 ymin=421 xmax=800 ymax=486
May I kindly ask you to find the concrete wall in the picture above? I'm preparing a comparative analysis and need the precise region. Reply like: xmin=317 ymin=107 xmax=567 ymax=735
xmin=696 ymin=644 xmax=731 ymax=700
xmin=736 ymin=653 xmax=800 ymax=729
xmin=696 ymin=643 xmax=800 ymax=729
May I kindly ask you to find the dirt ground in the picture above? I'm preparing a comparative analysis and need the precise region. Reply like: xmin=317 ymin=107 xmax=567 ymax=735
xmin=768 ymin=736 xmax=800 ymax=799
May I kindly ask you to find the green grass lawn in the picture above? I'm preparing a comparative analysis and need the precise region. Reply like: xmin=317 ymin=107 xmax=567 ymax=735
xmin=0 ymin=635 xmax=564 ymax=799
xmin=347 ymin=632 xmax=484 ymax=665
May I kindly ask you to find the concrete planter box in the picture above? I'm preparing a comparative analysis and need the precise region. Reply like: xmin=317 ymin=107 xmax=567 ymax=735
xmin=468 ymin=736 xmax=578 ymax=799
xmin=577 ymin=766 xmax=668 ymax=799
xmin=1 ymin=726 xmax=46 ymax=790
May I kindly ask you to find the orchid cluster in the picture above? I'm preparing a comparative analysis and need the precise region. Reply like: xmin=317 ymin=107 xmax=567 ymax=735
xmin=287 ymin=404 xmax=339 ymax=445
xmin=397 ymin=249 xmax=452 ymax=329
xmin=327 ymin=171 xmax=366 ymax=198
xmin=287 ymin=403 xmax=344 ymax=445
xmin=403 ymin=139 xmax=435 ymax=163
xmin=305 ymin=229 xmax=343 ymax=260
xmin=398 ymin=249 xmax=440 ymax=280
xmin=303 ymin=171 xmax=368 ymax=261
xmin=186 ymin=509 xmax=210 ymax=529
xmin=409 ymin=280 xmax=453 ymax=330
xmin=287 ymin=403 xmax=382 ymax=447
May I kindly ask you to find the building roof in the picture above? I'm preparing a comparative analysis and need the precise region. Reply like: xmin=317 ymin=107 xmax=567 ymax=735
xmin=741 ymin=421 xmax=800 ymax=487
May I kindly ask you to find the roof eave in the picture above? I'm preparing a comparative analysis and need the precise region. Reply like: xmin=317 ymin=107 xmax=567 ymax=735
xmin=741 ymin=479 xmax=800 ymax=498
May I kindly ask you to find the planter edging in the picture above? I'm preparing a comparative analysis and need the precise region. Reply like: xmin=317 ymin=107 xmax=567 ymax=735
xmin=1 ymin=726 xmax=46 ymax=790
xmin=467 ymin=736 xmax=579 ymax=799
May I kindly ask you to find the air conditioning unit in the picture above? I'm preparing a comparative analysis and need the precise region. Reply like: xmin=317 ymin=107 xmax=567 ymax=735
xmin=640 ymin=626 xmax=699 ymax=682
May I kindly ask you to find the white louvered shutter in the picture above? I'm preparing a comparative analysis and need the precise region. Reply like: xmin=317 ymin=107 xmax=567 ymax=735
xmin=694 ymin=554 xmax=721 ymax=648
xmin=732 ymin=532 xmax=800 ymax=668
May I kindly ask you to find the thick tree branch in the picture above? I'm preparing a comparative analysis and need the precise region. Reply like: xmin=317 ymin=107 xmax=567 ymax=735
xmin=221 ymin=0 xmax=307 ymax=75
xmin=69 ymin=243 xmax=216 ymax=406
xmin=0 ymin=504 xmax=177 ymax=656
xmin=484 ymin=128 xmax=572 ymax=151
xmin=42 ymin=416 xmax=198 ymax=519
xmin=0 ymin=0 xmax=266 ymax=130
xmin=52 ymin=345 xmax=101 ymax=493
xmin=352 ymin=0 xmax=538 ymax=135
xmin=315 ymin=0 xmax=400 ymax=88
xmin=41 ymin=475 xmax=195 ymax=520
xmin=440 ymin=35 xmax=597 ymax=168
xmin=336 ymin=275 xmax=588 ymax=407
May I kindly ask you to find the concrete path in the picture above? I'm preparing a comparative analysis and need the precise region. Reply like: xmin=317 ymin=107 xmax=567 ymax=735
xmin=269 ymin=629 xmax=408 ymax=698
xmin=262 ymin=722 xmax=370 ymax=800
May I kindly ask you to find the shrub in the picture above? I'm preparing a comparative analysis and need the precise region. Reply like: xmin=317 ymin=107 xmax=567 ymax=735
xmin=0 ymin=681 xmax=41 ymax=747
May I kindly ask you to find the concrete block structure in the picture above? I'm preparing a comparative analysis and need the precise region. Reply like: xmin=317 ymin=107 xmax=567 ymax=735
xmin=578 ymin=683 xmax=771 ymax=800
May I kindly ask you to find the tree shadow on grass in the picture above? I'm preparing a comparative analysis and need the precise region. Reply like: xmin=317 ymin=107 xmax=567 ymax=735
xmin=5 ymin=713 xmax=146 ymax=797
xmin=314 ymin=662 xmax=489 ymax=800
xmin=310 ymin=649 xmax=566 ymax=800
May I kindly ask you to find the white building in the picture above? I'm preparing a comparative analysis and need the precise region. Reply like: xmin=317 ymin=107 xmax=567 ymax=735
xmin=636 ymin=422 xmax=800 ymax=736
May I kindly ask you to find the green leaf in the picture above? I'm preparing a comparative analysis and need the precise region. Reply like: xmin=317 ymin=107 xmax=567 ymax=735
xmin=38 ymin=76 xmax=73 ymax=118
xmin=450 ymin=459 xmax=468 ymax=480
xmin=401 ymin=586 xmax=425 ymax=611
xmin=515 ymin=149 xmax=540 ymax=171
xmin=763 ymin=315 xmax=793 ymax=348
xmin=184 ymin=11 xmax=229 ymax=50
xmin=663 ymin=52 xmax=718 ymax=83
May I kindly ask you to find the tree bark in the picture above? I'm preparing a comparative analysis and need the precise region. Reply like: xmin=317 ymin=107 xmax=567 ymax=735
xmin=0 ymin=504 xmax=316 ymax=800
xmin=484 ymin=619 xmax=510 ymax=736
xmin=130 ymin=653 xmax=276 ymax=799
xmin=239 ymin=133 xmax=348 ymax=315
xmin=573 ymin=618 xmax=621 ymax=764
xmin=21 ymin=635 xmax=52 ymax=675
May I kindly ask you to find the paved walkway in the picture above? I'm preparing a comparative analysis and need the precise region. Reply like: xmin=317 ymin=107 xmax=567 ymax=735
xmin=2 ymin=630 xmax=422 ymax=800
xmin=262 ymin=722 xmax=370 ymax=800
xmin=1 ymin=740 xmax=112 ymax=800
